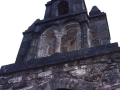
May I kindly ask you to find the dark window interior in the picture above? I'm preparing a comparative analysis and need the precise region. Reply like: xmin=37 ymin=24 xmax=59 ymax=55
xmin=58 ymin=1 xmax=69 ymax=15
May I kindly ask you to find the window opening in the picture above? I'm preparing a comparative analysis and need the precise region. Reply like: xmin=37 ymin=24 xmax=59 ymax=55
xmin=58 ymin=1 xmax=69 ymax=15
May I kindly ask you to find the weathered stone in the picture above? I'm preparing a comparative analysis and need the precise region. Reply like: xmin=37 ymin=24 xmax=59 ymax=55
xmin=103 ymin=85 xmax=112 ymax=90
xmin=0 ymin=85 xmax=2 ymax=89
xmin=63 ymin=66 xmax=78 ymax=72
xmin=2 ymin=52 xmax=120 ymax=89
xmin=0 ymin=78 xmax=6 ymax=84
xmin=3 ymin=83 xmax=13 ymax=89
xmin=81 ymin=65 xmax=87 ymax=69
xmin=18 ymin=86 xmax=34 ymax=90
xmin=75 ymin=81 xmax=93 ymax=90
xmin=26 ymin=74 xmax=36 ymax=80
xmin=102 ymin=69 xmax=119 ymax=85
xmin=52 ymin=78 xmax=75 ymax=89
xmin=8 ymin=77 xmax=22 ymax=83
xmin=70 ymin=69 xmax=86 ymax=77
xmin=13 ymin=82 xmax=27 ymax=89
xmin=44 ymin=83 xmax=51 ymax=90
xmin=38 ymin=70 xmax=52 ymax=78
xmin=85 ymin=73 xmax=102 ymax=82
xmin=0 ymin=0 xmax=119 ymax=90
xmin=116 ymin=88 xmax=120 ymax=90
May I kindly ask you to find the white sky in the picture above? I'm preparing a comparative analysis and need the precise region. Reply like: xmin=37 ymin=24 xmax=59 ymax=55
xmin=0 ymin=0 xmax=120 ymax=67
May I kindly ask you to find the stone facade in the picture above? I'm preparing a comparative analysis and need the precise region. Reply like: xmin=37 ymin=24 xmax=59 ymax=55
xmin=1 ymin=48 xmax=120 ymax=90
xmin=0 ymin=0 xmax=118 ymax=90
xmin=15 ymin=0 xmax=110 ymax=63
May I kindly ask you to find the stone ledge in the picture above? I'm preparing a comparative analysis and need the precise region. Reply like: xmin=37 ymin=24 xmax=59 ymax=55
xmin=0 ymin=43 xmax=120 ymax=75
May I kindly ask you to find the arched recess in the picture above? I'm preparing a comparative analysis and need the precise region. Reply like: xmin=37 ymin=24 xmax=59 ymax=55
xmin=61 ymin=21 xmax=81 ymax=53
xmin=37 ymin=21 xmax=81 ymax=58
xmin=37 ymin=26 xmax=57 ymax=58
xmin=25 ymin=21 xmax=81 ymax=60
xmin=58 ymin=1 xmax=69 ymax=15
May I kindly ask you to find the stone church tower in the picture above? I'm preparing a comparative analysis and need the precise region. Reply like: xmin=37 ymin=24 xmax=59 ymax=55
xmin=0 ymin=0 xmax=120 ymax=90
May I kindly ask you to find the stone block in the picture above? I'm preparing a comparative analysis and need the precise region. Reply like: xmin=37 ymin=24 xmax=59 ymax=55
xmin=38 ymin=70 xmax=52 ymax=78
xmin=63 ymin=66 xmax=78 ymax=72
xmin=70 ymin=69 xmax=86 ymax=77
xmin=99 ymin=24 xmax=108 ymax=30
xmin=89 ymin=30 xmax=109 ymax=41
xmin=3 ymin=83 xmax=13 ymax=89
xmin=18 ymin=86 xmax=34 ymax=90
xmin=26 ymin=74 xmax=36 ymax=80
xmin=81 ymin=65 xmax=87 ymax=69
xmin=8 ymin=77 xmax=22 ymax=83
xmin=13 ymin=82 xmax=27 ymax=89
xmin=75 ymin=81 xmax=93 ymax=90
xmin=101 ymin=39 xmax=110 ymax=45
xmin=91 ymin=40 xmax=100 ymax=46
xmin=0 ymin=85 xmax=2 ymax=89
xmin=116 ymin=88 xmax=120 ymax=90
xmin=0 ymin=77 xmax=6 ymax=85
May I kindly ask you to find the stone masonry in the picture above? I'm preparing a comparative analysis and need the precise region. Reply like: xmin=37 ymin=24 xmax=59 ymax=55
xmin=0 ymin=43 xmax=120 ymax=90
xmin=0 ymin=0 xmax=119 ymax=90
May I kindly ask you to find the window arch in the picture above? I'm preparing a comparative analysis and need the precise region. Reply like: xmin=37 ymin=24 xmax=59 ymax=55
xmin=58 ymin=1 xmax=69 ymax=15
xmin=25 ymin=21 xmax=81 ymax=60
xmin=61 ymin=21 xmax=81 ymax=52
xmin=37 ymin=26 xmax=57 ymax=58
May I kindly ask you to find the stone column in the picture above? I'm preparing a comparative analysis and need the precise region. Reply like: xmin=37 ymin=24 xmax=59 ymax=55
xmin=54 ymin=34 xmax=62 ymax=53
xmin=54 ymin=27 xmax=67 ymax=53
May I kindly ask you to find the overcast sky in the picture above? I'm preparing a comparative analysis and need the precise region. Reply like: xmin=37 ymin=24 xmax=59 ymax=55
xmin=0 ymin=0 xmax=120 ymax=67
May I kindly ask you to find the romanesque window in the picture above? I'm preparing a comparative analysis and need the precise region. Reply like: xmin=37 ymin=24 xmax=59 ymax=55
xmin=36 ymin=21 xmax=81 ymax=58
xmin=61 ymin=21 xmax=81 ymax=52
xmin=37 ymin=26 xmax=56 ymax=58
xmin=58 ymin=1 xmax=69 ymax=15
xmin=25 ymin=21 xmax=81 ymax=60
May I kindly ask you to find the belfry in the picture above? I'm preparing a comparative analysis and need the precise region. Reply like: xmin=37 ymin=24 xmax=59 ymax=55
xmin=0 ymin=0 xmax=120 ymax=90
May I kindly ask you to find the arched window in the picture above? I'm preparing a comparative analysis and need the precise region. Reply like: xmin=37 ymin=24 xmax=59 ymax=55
xmin=58 ymin=1 xmax=69 ymax=15
xmin=36 ymin=22 xmax=81 ymax=59
xmin=37 ymin=26 xmax=57 ymax=58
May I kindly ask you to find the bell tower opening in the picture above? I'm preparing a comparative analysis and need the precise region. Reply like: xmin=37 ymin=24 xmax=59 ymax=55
xmin=58 ymin=1 xmax=69 ymax=15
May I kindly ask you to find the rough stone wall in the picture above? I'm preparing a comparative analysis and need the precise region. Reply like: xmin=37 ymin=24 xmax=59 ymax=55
xmin=89 ymin=15 xmax=110 ymax=47
xmin=15 ymin=33 xmax=33 ymax=63
xmin=1 ymin=51 xmax=120 ymax=90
